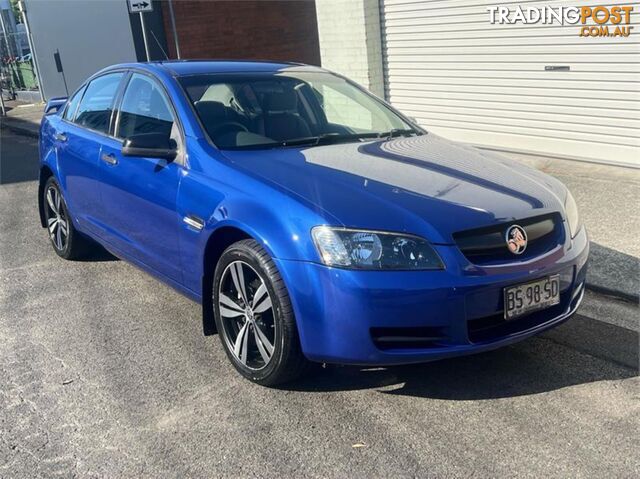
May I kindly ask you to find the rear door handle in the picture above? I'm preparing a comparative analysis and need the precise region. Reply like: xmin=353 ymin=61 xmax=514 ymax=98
xmin=55 ymin=132 xmax=67 ymax=142
xmin=100 ymin=153 xmax=118 ymax=166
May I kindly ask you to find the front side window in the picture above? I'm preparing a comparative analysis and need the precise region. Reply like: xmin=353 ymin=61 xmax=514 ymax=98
xmin=117 ymin=73 xmax=175 ymax=139
xmin=179 ymin=70 xmax=416 ymax=149
xmin=74 ymin=72 xmax=124 ymax=134
xmin=63 ymin=85 xmax=85 ymax=121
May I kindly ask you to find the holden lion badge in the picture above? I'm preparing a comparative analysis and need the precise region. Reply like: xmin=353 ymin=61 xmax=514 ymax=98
xmin=506 ymin=225 xmax=527 ymax=255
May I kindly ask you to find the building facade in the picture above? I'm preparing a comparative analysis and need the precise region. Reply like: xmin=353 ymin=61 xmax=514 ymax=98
xmin=24 ymin=0 xmax=319 ymax=99
xmin=22 ymin=0 xmax=638 ymax=167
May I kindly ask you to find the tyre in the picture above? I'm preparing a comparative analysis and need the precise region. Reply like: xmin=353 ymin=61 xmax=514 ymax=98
xmin=213 ymin=239 xmax=308 ymax=386
xmin=43 ymin=177 xmax=92 ymax=260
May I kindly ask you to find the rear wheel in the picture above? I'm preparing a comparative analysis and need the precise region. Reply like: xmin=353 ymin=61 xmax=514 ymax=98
xmin=43 ymin=177 xmax=92 ymax=260
xmin=213 ymin=239 xmax=308 ymax=386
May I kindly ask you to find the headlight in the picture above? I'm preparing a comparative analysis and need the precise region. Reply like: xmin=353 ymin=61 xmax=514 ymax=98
xmin=564 ymin=190 xmax=582 ymax=238
xmin=311 ymin=226 xmax=444 ymax=270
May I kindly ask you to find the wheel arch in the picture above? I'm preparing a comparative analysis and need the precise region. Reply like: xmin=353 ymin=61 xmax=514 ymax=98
xmin=193 ymin=186 xmax=330 ymax=332
xmin=38 ymin=165 xmax=55 ymax=227
xmin=201 ymin=225 xmax=253 ymax=335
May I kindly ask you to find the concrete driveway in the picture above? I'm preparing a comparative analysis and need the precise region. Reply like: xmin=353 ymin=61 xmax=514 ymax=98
xmin=1 ymin=130 xmax=638 ymax=477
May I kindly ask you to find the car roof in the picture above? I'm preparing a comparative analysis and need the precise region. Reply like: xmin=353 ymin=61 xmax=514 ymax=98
xmin=103 ymin=60 xmax=326 ymax=77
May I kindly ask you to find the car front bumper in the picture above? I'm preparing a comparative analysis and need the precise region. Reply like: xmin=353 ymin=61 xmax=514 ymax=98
xmin=275 ymin=227 xmax=589 ymax=365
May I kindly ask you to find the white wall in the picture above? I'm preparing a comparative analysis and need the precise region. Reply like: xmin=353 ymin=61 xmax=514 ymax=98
xmin=315 ymin=0 xmax=384 ymax=98
xmin=24 ymin=0 xmax=137 ymax=99
xmin=379 ymin=0 xmax=640 ymax=168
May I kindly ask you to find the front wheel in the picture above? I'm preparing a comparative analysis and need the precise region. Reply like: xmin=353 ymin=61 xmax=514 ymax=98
xmin=213 ymin=239 xmax=308 ymax=386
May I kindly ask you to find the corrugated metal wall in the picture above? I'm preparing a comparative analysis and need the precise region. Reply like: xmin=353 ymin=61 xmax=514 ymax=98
xmin=380 ymin=0 xmax=640 ymax=167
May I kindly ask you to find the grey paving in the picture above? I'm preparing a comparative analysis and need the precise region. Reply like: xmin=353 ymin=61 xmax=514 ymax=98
xmin=1 ymin=130 xmax=639 ymax=477
xmin=0 ymin=103 xmax=42 ymax=138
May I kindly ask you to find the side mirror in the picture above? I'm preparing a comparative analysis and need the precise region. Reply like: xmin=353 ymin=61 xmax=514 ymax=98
xmin=121 ymin=133 xmax=177 ymax=160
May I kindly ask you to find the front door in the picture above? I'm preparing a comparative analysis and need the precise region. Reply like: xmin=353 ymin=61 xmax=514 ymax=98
xmin=97 ymin=72 xmax=184 ymax=283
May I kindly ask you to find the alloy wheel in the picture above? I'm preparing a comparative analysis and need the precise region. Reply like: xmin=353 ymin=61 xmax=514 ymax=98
xmin=45 ymin=185 xmax=69 ymax=251
xmin=218 ymin=260 xmax=276 ymax=370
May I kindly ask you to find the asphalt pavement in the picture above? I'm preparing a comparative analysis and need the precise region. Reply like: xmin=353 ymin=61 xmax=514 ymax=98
xmin=1 ymin=130 xmax=638 ymax=478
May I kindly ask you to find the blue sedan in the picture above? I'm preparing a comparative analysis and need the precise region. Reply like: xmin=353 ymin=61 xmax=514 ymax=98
xmin=39 ymin=61 xmax=589 ymax=385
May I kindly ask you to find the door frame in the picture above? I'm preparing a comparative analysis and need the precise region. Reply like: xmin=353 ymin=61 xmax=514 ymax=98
xmin=110 ymin=68 xmax=187 ymax=167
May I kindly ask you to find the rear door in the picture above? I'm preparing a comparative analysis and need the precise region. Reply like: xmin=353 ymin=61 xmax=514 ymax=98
xmin=97 ymin=72 xmax=184 ymax=283
xmin=56 ymin=72 xmax=125 ymax=235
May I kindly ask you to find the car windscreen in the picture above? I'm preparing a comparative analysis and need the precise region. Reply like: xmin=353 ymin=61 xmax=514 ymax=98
xmin=178 ymin=71 xmax=417 ymax=150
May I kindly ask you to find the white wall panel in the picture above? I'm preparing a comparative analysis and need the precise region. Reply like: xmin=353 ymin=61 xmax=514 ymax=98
xmin=381 ymin=0 xmax=640 ymax=166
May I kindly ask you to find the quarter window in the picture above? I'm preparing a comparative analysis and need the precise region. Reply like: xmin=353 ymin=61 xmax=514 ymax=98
xmin=117 ymin=73 xmax=175 ymax=139
xmin=74 ymin=73 xmax=124 ymax=134
xmin=63 ymin=85 xmax=85 ymax=121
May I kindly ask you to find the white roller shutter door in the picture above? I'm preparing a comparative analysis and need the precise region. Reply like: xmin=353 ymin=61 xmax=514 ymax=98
xmin=380 ymin=0 xmax=640 ymax=167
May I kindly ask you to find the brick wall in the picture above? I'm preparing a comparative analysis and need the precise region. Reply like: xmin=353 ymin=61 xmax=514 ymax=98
xmin=161 ymin=0 xmax=320 ymax=65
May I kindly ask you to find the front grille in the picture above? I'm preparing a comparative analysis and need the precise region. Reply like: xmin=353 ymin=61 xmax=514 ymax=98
xmin=371 ymin=326 xmax=447 ymax=350
xmin=467 ymin=300 xmax=565 ymax=343
xmin=453 ymin=213 xmax=563 ymax=265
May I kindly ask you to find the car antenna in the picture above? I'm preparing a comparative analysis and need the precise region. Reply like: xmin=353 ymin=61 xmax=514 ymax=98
xmin=149 ymin=29 xmax=170 ymax=60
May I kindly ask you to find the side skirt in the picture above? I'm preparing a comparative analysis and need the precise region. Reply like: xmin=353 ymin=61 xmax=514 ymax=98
xmin=80 ymin=228 xmax=203 ymax=305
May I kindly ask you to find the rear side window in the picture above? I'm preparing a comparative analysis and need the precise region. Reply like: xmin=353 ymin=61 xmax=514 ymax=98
xmin=74 ymin=72 xmax=124 ymax=134
xmin=63 ymin=86 xmax=85 ymax=121
xmin=116 ymin=73 xmax=175 ymax=139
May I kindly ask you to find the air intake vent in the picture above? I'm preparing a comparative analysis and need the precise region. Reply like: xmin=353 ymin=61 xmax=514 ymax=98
xmin=371 ymin=326 xmax=447 ymax=350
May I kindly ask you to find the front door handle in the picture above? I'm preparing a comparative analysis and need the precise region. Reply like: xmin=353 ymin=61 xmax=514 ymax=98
xmin=55 ymin=132 xmax=67 ymax=142
xmin=100 ymin=153 xmax=118 ymax=166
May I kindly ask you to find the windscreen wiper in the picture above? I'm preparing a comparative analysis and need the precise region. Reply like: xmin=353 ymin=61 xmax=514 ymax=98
xmin=377 ymin=128 xmax=421 ymax=140
xmin=269 ymin=130 xmax=420 ymax=149
xmin=278 ymin=133 xmax=379 ymax=148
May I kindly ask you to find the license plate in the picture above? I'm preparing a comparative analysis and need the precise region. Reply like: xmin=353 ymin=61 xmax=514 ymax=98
xmin=504 ymin=275 xmax=560 ymax=320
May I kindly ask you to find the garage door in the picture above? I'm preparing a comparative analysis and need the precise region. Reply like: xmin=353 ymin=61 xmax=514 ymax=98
xmin=380 ymin=0 xmax=640 ymax=167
